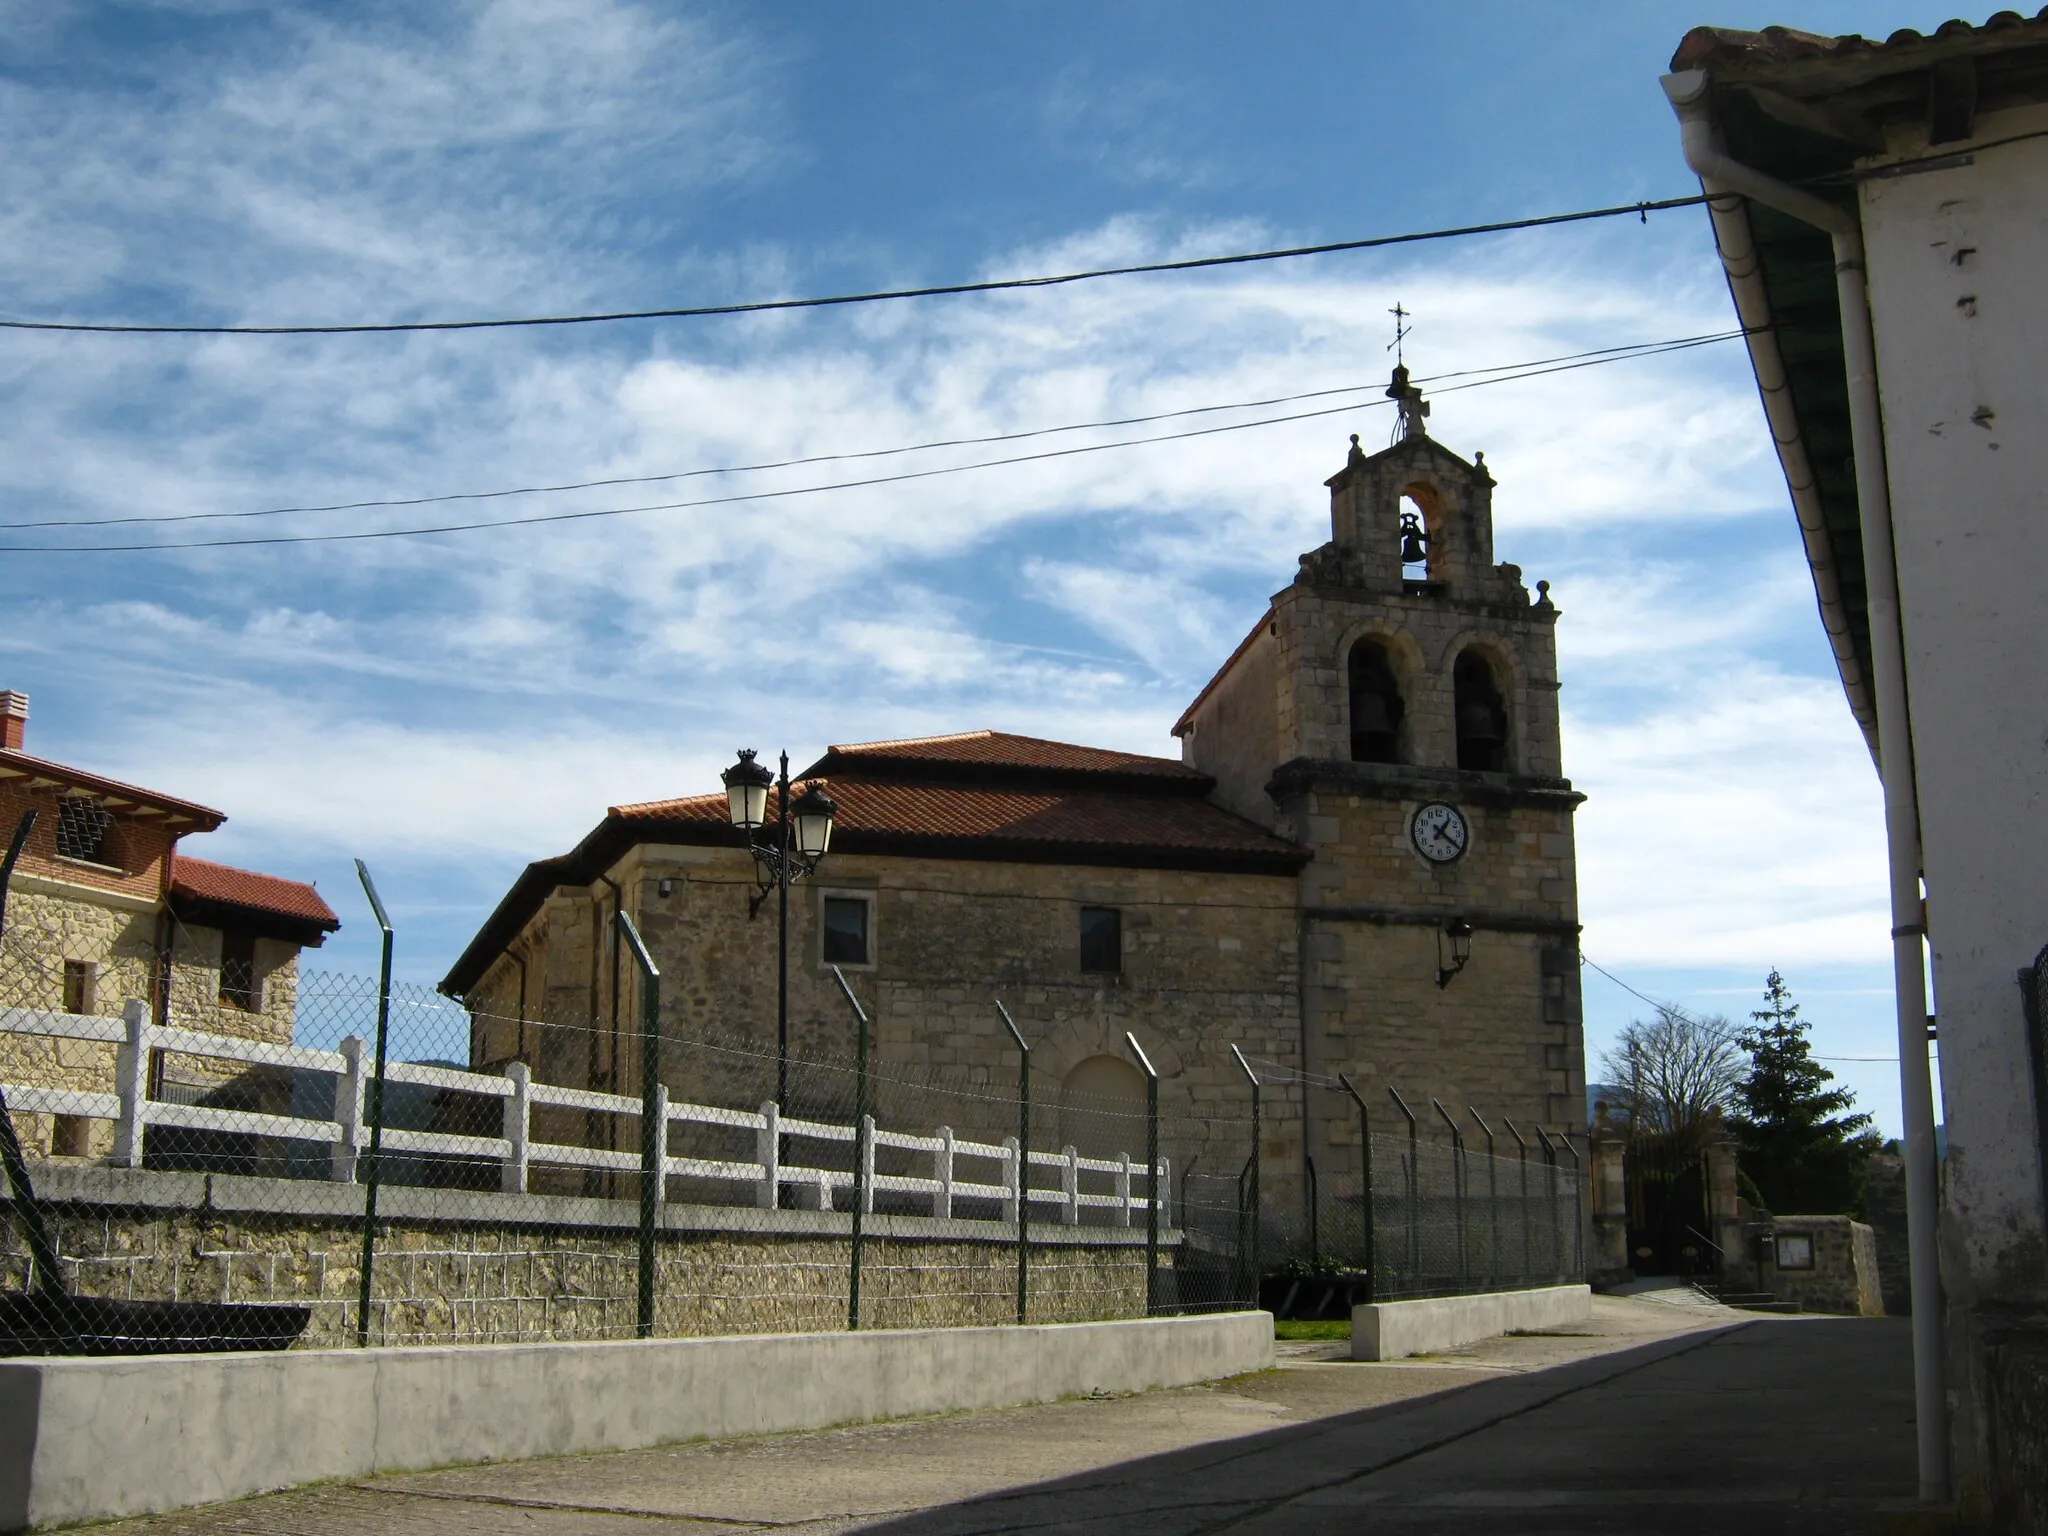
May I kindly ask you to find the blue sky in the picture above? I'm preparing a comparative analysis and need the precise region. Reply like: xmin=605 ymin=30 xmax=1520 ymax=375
xmin=0 ymin=0 xmax=1946 ymax=1132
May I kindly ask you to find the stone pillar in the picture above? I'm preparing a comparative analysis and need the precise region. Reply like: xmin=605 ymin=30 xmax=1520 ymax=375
xmin=1588 ymin=1129 xmax=1631 ymax=1288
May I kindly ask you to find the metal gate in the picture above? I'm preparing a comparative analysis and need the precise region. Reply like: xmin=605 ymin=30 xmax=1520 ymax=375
xmin=1623 ymin=1137 xmax=1713 ymax=1278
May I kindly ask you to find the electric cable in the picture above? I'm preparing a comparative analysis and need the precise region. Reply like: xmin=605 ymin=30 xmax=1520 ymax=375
xmin=0 ymin=195 xmax=1713 ymax=337
xmin=1582 ymin=954 xmax=1909 ymax=1063
xmin=0 ymin=331 xmax=1743 ymax=533
xmin=0 ymin=333 xmax=1738 ymax=553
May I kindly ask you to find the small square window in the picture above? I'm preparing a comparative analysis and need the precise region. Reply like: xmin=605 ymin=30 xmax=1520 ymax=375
xmin=62 ymin=959 xmax=96 ymax=1015
xmin=1080 ymin=906 xmax=1122 ymax=974
xmin=220 ymin=928 xmax=260 ymax=1011
xmin=822 ymin=896 xmax=871 ymax=966
xmin=55 ymin=796 xmax=114 ymax=865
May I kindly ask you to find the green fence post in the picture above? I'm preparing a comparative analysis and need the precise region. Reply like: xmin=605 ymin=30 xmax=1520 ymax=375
xmin=997 ymin=1001 xmax=1030 ymax=1324
xmin=352 ymin=861 xmax=394 ymax=1349
xmin=1336 ymin=1074 xmax=1374 ymax=1304
xmin=1503 ymin=1118 xmax=1531 ymax=1284
xmin=1231 ymin=1046 xmax=1260 ymax=1308
xmin=1536 ymin=1126 xmax=1561 ymax=1283
xmin=1468 ymin=1108 xmax=1498 ymax=1291
xmin=834 ymin=967 xmax=870 ymax=1330
xmin=1561 ymin=1132 xmax=1584 ymax=1279
xmin=1433 ymin=1100 xmax=1466 ymax=1290
xmin=616 ymin=909 xmax=662 ymax=1339
xmin=1125 ymin=1032 xmax=1160 ymax=1316
xmin=1388 ymin=1087 xmax=1418 ymax=1293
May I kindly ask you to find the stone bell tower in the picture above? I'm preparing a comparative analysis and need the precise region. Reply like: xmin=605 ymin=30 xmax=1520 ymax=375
xmin=1175 ymin=367 xmax=1586 ymax=1172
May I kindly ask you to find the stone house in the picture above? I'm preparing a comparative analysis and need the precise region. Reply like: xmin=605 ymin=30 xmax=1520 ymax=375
xmin=0 ymin=690 xmax=341 ymax=1156
xmin=441 ymin=381 xmax=1586 ymax=1226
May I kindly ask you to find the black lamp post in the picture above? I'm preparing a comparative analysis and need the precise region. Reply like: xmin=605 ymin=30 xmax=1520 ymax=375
xmin=721 ymin=749 xmax=837 ymax=1112
xmin=1435 ymin=917 xmax=1474 ymax=990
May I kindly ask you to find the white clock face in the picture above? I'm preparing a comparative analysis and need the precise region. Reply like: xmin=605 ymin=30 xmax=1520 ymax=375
xmin=1410 ymin=801 xmax=1469 ymax=864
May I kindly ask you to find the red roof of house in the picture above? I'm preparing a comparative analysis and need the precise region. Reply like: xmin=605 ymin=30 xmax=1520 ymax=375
xmin=0 ymin=748 xmax=226 ymax=830
xmin=170 ymin=856 xmax=341 ymax=930
xmin=1672 ymin=11 xmax=2048 ymax=73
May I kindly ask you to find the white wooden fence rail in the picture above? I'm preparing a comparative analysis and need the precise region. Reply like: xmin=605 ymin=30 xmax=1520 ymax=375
xmin=0 ymin=1001 xmax=1169 ymax=1227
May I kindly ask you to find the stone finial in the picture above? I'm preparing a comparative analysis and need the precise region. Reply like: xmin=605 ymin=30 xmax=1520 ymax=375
xmin=1535 ymin=580 xmax=1554 ymax=610
xmin=1347 ymin=433 xmax=1365 ymax=467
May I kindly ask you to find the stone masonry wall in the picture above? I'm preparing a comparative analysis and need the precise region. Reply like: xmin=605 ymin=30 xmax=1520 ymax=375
xmin=0 ymin=881 xmax=305 ymax=1158
xmin=2 ymin=1165 xmax=1161 ymax=1347
xmin=1763 ymin=1214 xmax=1884 ymax=1316
xmin=468 ymin=845 xmax=1305 ymax=1219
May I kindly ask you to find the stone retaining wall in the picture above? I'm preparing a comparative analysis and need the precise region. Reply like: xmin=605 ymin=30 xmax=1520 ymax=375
xmin=1 ymin=1163 xmax=1168 ymax=1346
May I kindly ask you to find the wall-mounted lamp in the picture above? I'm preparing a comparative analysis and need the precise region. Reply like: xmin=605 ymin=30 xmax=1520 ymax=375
xmin=1435 ymin=917 xmax=1473 ymax=989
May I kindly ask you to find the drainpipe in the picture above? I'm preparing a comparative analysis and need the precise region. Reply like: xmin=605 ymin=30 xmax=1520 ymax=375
xmin=1665 ymin=68 xmax=1947 ymax=1503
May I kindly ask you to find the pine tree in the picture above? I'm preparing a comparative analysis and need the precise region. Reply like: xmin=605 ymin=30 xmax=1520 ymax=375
xmin=1729 ymin=970 xmax=1883 ymax=1215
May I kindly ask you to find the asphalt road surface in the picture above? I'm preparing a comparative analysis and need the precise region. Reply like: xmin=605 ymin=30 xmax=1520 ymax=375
xmin=80 ymin=1290 xmax=1915 ymax=1534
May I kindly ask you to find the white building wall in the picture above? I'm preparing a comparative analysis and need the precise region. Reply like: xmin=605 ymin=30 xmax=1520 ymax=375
xmin=1861 ymin=100 xmax=2048 ymax=1303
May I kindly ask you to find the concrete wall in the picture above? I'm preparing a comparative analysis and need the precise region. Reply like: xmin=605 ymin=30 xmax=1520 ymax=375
xmin=0 ymin=1310 xmax=1274 ymax=1530
xmin=1351 ymin=1282 xmax=1591 ymax=1360
xmin=1859 ymin=96 xmax=2048 ymax=1508
xmin=1865 ymin=93 xmax=2048 ymax=1314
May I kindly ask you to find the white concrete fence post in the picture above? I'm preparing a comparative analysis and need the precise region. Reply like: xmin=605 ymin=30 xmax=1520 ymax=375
xmin=756 ymin=1101 xmax=780 ymax=1210
xmin=1062 ymin=1145 xmax=1080 ymax=1226
xmin=1001 ymin=1135 xmax=1021 ymax=1224
xmin=110 ymin=999 xmax=150 ymax=1169
xmin=1116 ymin=1152 xmax=1133 ymax=1228
xmin=935 ymin=1126 xmax=955 ymax=1219
xmin=501 ymin=1061 xmax=531 ymax=1195
xmin=650 ymin=1083 xmax=670 ymax=1212
xmin=859 ymin=1114 xmax=876 ymax=1215
xmin=331 ymin=1034 xmax=367 ymax=1183
xmin=1158 ymin=1157 xmax=1171 ymax=1228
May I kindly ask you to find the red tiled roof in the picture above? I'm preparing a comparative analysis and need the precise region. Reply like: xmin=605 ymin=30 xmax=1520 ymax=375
xmin=615 ymin=779 xmax=1300 ymax=862
xmin=808 ymin=730 xmax=1205 ymax=782
xmin=0 ymin=748 xmax=226 ymax=830
xmin=171 ymin=856 xmax=340 ymax=930
xmin=446 ymin=731 xmax=1306 ymax=997
xmin=1673 ymin=10 xmax=2048 ymax=73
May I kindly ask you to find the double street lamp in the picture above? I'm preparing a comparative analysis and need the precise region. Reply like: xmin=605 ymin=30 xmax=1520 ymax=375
xmin=720 ymin=748 xmax=837 ymax=1108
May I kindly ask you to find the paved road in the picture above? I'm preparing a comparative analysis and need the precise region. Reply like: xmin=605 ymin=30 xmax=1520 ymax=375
xmin=84 ymin=1294 xmax=1916 ymax=1535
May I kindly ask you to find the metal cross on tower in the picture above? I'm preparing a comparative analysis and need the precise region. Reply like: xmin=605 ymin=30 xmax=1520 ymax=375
xmin=1387 ymin=302 xmax=1412 ymax=365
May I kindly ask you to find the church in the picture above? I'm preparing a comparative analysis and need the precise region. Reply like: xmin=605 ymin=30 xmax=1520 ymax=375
xmin=441 ymin=369 xmax=1586 ymax=1221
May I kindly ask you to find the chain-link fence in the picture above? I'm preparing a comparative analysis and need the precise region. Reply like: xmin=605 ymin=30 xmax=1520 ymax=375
xmin=1 ymin=848 xmax=1585 ymax=1354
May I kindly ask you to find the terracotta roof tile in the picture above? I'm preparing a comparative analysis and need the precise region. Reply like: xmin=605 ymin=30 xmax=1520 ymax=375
xmin=171 ymin=856 xmax=340 ymax=929
xmin=1672 ymin=10 xmax=2048 ymax=73
xmin=618 ymin=779 xmax=1299 ymax=862
xmin=810 ymin=729 xmax=1205 ymax=782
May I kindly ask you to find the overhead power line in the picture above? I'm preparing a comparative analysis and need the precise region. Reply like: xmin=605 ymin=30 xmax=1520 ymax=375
xmin=0 ymin=195 xmax=1713 ymax=338
xmin=0 ymin=333 xmax=1741 ymax=534
xmin=1582 ymin=955 xmax=1910 ymax=1064
xmin=0 ymin=333 xmax=1738 ymax=554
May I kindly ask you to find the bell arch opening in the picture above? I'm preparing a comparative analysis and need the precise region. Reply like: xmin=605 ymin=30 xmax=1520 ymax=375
xmin=1059 ymin=1054 xmax=1148 ymax=1170
xmin=1453 ymin=649 xmax=1511 ymax=772
xmin=1348 ymin=638 xmax=1406 ymax=764
xmin=1398 ymin=491 xmax=1433 ymax=579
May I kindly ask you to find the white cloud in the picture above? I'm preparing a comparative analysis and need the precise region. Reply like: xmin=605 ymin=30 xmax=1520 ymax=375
xmin=0 ymin=6 xmax=1884 ymax=994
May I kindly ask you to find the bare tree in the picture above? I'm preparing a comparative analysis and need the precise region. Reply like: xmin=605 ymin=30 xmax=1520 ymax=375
xmin=1598 ymin=1005 xmax=1744 ymax=1152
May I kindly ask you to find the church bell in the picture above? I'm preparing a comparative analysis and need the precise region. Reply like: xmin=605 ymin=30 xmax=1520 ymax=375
xmin=1456 ymin=699 xmax=1503 ymax=745
xmin=1398 ymin=510 xmax=1428 ymax=566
